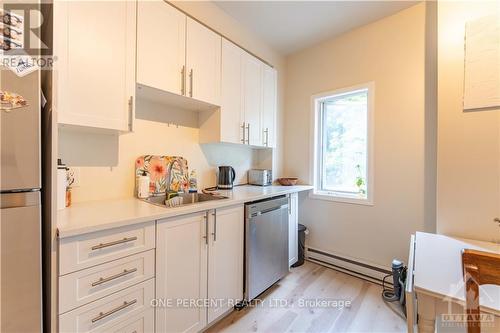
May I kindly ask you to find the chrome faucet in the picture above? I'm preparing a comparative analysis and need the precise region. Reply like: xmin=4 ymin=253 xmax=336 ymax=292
xmin=166 ymin=159 xmax=183 ymax=194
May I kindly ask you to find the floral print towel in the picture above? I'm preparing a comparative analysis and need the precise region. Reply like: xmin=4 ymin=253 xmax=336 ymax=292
xmin=135 ymin=155 xmax=189 ymax=195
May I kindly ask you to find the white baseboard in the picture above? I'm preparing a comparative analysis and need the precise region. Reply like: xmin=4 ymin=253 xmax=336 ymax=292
xmin=306 ymin=246 xmax=393 ymax=286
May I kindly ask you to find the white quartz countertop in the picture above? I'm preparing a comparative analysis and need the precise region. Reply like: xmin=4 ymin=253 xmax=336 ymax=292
xmin=57 ymin=185 xmax=313 ymax=238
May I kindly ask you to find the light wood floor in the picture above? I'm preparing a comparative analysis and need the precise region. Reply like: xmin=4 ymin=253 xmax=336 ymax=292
xmin=207 ymin=261 xmax=407 ymax=333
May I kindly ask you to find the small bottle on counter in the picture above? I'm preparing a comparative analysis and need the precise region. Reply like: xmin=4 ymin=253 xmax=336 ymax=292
xmin=189 ymin=169 xmax=198 ymax=193
xmin=57 ymin=159 xmax=67 ymax=210
xmin=137 ymin=171 xmax=150 ymax=199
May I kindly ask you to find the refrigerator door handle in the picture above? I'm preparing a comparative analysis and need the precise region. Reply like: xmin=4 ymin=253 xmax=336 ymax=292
xmin=0 ymin=191 xmax=40 ymax=209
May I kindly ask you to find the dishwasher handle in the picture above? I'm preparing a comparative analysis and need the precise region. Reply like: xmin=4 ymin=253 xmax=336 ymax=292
xmin=251 ymin=204 xmax=288 ymax=217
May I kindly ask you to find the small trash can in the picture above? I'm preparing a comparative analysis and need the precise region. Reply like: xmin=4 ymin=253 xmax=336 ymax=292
xmin=292 ymin=224 xmax=307 ymax=267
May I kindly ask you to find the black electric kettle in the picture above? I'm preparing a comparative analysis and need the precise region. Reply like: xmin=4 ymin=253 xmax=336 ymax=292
xmin=217 ymin=166 xmax=236 ymax=189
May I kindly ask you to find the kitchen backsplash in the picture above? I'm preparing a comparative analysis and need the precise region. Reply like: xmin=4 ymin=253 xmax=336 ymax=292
xmin=59 ymin=118 xmax=272 ymax=203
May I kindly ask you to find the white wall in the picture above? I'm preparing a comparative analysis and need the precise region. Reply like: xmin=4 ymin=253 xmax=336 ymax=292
xmin=59 ymin=1 xmax=285 ymax=203
xmin=436 ymin=1 xmax=500 ymax=243
xmin=284 ymin=3 xmax=435 ymax=268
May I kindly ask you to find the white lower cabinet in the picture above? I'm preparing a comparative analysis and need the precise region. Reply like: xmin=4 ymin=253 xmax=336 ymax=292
xmin=59 ymin=221 xmax=155 ymax=275
xmin=156 ymin=205 xmax=244 ymax=332
xmin=59 ymin=279 xmax=154 ymax=333
xmin=59 ymin=250 xmax=155 ymax=314
xmin=207 ymin=206 xmax=244 ymax=323
xmin=58 ymin=222 xmax=156 ymax=333
xmin=59 ymin=204 xmax=247 ymax=332
xmin=288 ymin=192 xmax=299 ymax=267
xmin=156 ymin=211 xmax=208 ymax=333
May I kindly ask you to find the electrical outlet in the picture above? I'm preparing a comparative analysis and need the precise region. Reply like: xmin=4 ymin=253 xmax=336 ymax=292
xmin=67 ymin=167 xmax=81 ymax=187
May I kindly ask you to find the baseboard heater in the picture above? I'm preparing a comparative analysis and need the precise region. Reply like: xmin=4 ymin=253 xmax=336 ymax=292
xmin=306 ymin=247 xmax=392 ymax=286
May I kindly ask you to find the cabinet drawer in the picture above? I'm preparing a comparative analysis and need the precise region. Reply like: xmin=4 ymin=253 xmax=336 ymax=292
xmin=59 ymin=250 xmax=155 ymax=314
xmin=59 ymin=279 xmax=154 ymax=333
xmin=98 ymin=307 xmax=154 ymax=333
xmin=59 ymin=222 xmax=155 ymax=275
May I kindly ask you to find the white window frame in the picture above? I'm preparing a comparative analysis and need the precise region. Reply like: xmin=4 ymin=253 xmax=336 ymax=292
xmin=309 ymin=82 xmax=375 ymax=206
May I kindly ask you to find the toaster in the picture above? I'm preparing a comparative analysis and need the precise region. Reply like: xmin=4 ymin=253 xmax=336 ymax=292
xmin=248 ymin=169 xmax=272 ymax=186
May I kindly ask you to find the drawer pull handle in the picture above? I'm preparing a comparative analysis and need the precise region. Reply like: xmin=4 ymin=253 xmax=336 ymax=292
xmin=91 ymin=299 xmax=137 ymax=323
xmin=91 ymin=237 xmax=138 ymax=251
xmin=91 ymin=268 xmax=138 ymax=287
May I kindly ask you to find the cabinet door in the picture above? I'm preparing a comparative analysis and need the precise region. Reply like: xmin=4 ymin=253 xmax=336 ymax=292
xmin=262 ymin=65 xmax=277 ymax=148
xmin=137 ymin=0 xmax=186 ymax=95
xmin=242 ymin=54 xmax=263 ymax=146
xmin=54 ymin=1 xmax=135 ymax=131
xmin=156 ymin=212 xmax=208 ymax=333
xmin=220 ymin=39 xmax=244 ymax=144
xmin=207 ymin=205 xmax=244 ymax=324
xmin=186 ymin=18 xmax=221 ymax=105
xmin=288 ymin=193 xmax=299 ymax=267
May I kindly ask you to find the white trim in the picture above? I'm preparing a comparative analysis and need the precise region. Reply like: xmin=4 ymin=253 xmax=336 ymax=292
xmin=309 ymin=191 xmax=373 ymax=206
xmin=309 ymin=82 xmax=375 ymax=206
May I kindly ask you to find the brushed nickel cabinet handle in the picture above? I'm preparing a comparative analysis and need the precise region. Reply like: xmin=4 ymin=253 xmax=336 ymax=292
xmin=189 ymin=69 xmax=193 ymax=97
xmin=246 ymin=123 xmax=250 ymax=144
xmin=91 ymin=268 xmax=138 ymax=287
xmin=128 ymin=96 xmax=134 ymax=131
xmin=91 ymin=299 xmax=137 ymax=323
xmin=91 ymin=237 xmax=138 ymax=251
xmin=264 ymin=128 xmax=269 ymax=147
xmin=181 ymin=65 xmax=186 ymax=95
xmin=211 ymin=210 xmax=217 ymax=242
xmin=203 ymin=212 xmax=208 ymax=245
xmin=288 ymin=195 xmax=291 ymax=215
xmin=241 ymin=122 xmax=246 ymax=143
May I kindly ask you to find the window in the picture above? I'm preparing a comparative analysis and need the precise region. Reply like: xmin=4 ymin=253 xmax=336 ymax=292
xmin=311 ymin=83 xmax=374 ymax=205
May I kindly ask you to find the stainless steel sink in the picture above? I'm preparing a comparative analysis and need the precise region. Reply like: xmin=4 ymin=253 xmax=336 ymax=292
xmin=143 ymin=193 xmax=228 ymax=208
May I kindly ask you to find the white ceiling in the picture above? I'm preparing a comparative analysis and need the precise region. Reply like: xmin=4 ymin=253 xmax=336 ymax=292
xmin=214 ymin=1 xmax=419 ymax=55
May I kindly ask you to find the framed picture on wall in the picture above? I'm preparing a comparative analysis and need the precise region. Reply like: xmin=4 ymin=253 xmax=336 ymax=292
xmin=463 ymin=14 xmax=500 ymax=111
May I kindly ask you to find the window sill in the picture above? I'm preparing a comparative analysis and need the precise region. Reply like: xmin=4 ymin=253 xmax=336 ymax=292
xmin=309 ymin=191 xmax=374 ymax=206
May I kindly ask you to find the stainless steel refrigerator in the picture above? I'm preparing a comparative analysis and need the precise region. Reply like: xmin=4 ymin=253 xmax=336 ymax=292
xmin=0 ymin=67 xmax=42 ymax=331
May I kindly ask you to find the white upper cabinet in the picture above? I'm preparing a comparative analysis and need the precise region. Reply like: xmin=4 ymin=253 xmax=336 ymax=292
xmin=136 ymin=3 xmax=220 ymax=107
xmin=54 ymin=0 xmax=136 ymax=132
xmin=136 ymin=0 xmax=186 ymax=95
xmin=242 ymin=53 xmax=263 ymax=146
xmin=203 ymin=44 xmax=277 ymax=148
xmin=55 ymin=0 xmax=277 ymax=142
xmin=186 ymin=18 xmax=222 ymax=106
xmin=220 ymin=39 xmax=244 ymax=144
xmin=262 ymin=65 xmax=277 ymax=148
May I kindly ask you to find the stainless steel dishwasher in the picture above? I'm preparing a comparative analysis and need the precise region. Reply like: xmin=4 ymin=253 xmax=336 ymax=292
xmin=245 ymin=195 xmax=289 ymax=301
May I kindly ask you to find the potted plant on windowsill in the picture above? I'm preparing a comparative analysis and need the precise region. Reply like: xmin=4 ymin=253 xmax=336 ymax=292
xmin=355 ymin=164 xmax=366 ymax=196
